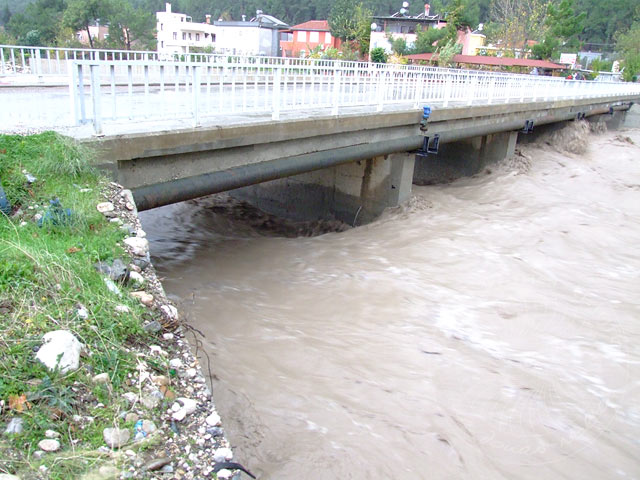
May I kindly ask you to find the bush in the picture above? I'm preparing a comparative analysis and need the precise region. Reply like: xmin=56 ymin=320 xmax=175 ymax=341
xmin=370 ymin=47 xmax=387 ymax=63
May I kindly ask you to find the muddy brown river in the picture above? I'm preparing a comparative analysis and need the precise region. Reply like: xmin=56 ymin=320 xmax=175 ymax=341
xmin=141 ymin=124 xmax=640 ymax=479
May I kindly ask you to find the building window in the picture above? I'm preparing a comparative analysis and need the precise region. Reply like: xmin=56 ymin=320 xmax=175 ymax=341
xmin=188 ymin=33 xmax=192 ymax=40
xmin=173 ymin=32 xmax=177 ymax=40
xmin=160 ymin=23 xmax=163 ymax=31
xmin=196 ymin=33 xmax=200 ymax=41
xmin=161 ymin=41 xmax=164 ymax=48
xmin=298 ymin=31 xmax=306 ymax=42
xmin=309 ymin=31 xmax=319 ymax=42
xmin=325 ymin=33 xmax=332 ymax=44
xmin=182 ymin=32 xmax=186 ymax=40
xmin=212 ymin=34 xmax=216 ymax=42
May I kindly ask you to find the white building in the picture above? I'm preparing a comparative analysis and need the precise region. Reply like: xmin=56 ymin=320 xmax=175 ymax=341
xmin=156 ymin=3 xmax=217 ymax=54
xmin=156 ymin=3 xmax=289 ymax=56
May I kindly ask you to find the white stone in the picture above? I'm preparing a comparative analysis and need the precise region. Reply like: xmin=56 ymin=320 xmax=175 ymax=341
xmin=44 ymin=429 xmax=60 ymax=438
xmin=136 ymin=229 xmax=146 ymax=238
xmin=92 ymin=373 xmax=110 ymax=384
xmin=215 ymin=469 xmax=233 ymax=479
xmin=169 ymin=358 xmax=183 ymax=369
xmin=76 ymin=305 xmax=89 ymax=320
xmin=205 ymin=412 xmax=221 ymax=427
xmin=103 ymin=427 xmax=130 ymax=448
xmin=160 ymin=305 xmax=178 ymax=320
xmin=0 ymin=474 xmax=22 ymax=480
xmin=129 ymin=271 xmax=145 ymax=287
xmin=123 ymin=237 xmax=149 ymax=257
xmin=212 ymin=447 xmax=233 ymax=462
xmin=172 ymin=409 xmax=186 ymax=422
xmin=36 ymin=330 xmax=83 ymax=373
xmin=162 ymin=333 xmax=174 ymax=340
xmin=33 ymin=213 xmax=43 ymax=222
xmin=115 ymin=305 xmax=130 ymax=314
xmin=175 ymin=398 xmax=197 ymax=415
xmin=4 ymin=417 xmax=24 ymax=435
xmin=122 ymin=392 xmax=138 ymax=404
xmin=104 ymin=278 xmax=121 ymax=295
xmin=184 ymin=368 xmax=197 ymax=378
xmin=38 ymin=439 xmax=60 ymax=452
xmin=141 ymin=420 xmax=157 ymax=435
xmin=96 ymin=202 xmax=115 ymax=214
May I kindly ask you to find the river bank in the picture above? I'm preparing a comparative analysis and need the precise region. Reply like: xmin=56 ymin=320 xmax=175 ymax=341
xmin=0 ymin=133 xmax=240 ymax=480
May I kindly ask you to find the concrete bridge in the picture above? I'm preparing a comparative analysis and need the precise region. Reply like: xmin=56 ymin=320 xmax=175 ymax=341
xmin=2 ymin=45 xmax=639 ymax=224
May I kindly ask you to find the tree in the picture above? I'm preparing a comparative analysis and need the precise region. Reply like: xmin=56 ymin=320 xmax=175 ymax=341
xmin=617 ymin=21 xmax=640 ymax=81
xmin=107 ymin=0 xmax=156 ymax=50
xmin=532 ymin=0 xmax=585 ymax=60
xmin=7 ymin=0 xmax=66 ymax=46
xmin=1 ymin=3 xmax=11 ymax=26
xmin=490 ymin=0 xmax=548 ymax=56
xmin=328 ymin=0 xmax=372 ymax=57
xmin=413 ymin=27 xmax=449 ymax=54
xmin=63 ymin=0 xmax=112 ymax=49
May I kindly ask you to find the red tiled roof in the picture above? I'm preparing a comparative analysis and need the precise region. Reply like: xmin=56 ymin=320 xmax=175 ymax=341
xmin=291 ymin=20 xmax=330 ymax=31
xmin=406 ymin=53 xmax=563 ymax=70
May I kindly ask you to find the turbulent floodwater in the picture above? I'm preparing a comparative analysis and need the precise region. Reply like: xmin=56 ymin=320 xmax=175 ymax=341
xmin=140 ymin=124 xmax=640 ymax=480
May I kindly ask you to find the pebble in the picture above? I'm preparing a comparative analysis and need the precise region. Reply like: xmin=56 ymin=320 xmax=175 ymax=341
xmin=125 ymin=202 xmax=135 ymax=211
xmin=109 ymin=218 xmax=123 ymax=225
xmin=125 ymin=412 xmax=139 ymax=423
xmin=92 ymin=373 xmax=110 ymax=384
xmin=160 ymin=465 xmax=174 ymax=474
xmin=169 ymin=358 xmax=183 ymax=369
xmin=4 ymin=417 xmax=24 ymax=435
xmin=144 ymin=457 xmax=171 ymax=471
xmin=141 ymin=394 xmax=161 ymax=410
xmin=206 ymin=427 xmax=223 ymax=437
xmin=213 ymin=447 xmax=233 ymax=462
xmin=115 ymin=305 xmax=130 ymax=314
xmin=205 ymin=412 xmax=221 ymax=427
xmin=131 ymin=291 xmax=153 ymax=306
xmin=129 ymin=271 xmax=145 ymax=287
xmin=216 ymin=469 xmax=233 ymax=479
xmin=96 ymin=202 xmax=115 ymax=214
xmin=152 ymin=375 xmax=170 ymax=386
xmin=162 ymin=333 xmax=174 ymax=340
xmin=103 ymin=427 xmax=131 ymax=448
xmin=44 ymin=429 xmax=60 ymax=438
xmin=143 ymin=320 xmax=162 ymax=333
xmin=38 ymin=439 xmax=61 ymax=452
xmin=122 ymin=392 xmax=138 ymax=404
xmin=160 ymin=305 xmax=178 ymax=321
xmin=104 ymin=278 xmax=121 ymax=295
xmin=123 ymin=237 xmax=149 ymax=257
xmin=32 ymin=450 xmax=44 ymax=459
xmin=33 ymin=213 xmax=43 ymax=222
xmin=76 ymin=305 xmax=89 ymax=319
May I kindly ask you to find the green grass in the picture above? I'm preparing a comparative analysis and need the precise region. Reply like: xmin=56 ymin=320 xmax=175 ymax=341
xmin=0 ymin=133 xmax=160 ymax=479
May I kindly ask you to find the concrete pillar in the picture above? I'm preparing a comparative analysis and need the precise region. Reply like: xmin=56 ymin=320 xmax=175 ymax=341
xmin=229 ymin=152 xmax=415 ymax=226
xmin=413 ymin=130 xmax=517 ymax=185
xmin=623 ymin=103 xmax=640 ymax=128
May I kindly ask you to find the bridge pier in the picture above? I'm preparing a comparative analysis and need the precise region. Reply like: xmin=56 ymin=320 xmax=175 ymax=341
xmin=413 ymin=130 xmax=518 ymax=185
xmin=230 ymin=152 xmax=415 ymax=226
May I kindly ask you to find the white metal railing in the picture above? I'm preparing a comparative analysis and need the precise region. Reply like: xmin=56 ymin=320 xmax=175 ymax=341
xmin=68 ymin=57 xmax=640 ymax=134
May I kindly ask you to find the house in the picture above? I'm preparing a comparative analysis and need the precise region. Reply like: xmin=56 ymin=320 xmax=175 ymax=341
xmin=280 ymin=20 xmax=341 ymax=58
xmin=156 ymin=3 xmax=216 ymax=54
xmin=369 ymin=3 xmax=440 ymax=54
xmin=214 ymin=12 xmax=289 ymax=57
xmin=406 ymin=52 xmax=563 ymax=74
xmin=76 ymin=24 xmax=110 ymax=46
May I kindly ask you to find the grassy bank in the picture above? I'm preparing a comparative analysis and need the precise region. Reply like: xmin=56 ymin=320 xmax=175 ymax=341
xmin=0 ymin=133 xmax=157 ymax=478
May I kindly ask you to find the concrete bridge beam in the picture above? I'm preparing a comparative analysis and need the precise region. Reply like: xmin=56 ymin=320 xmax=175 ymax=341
xmin=413 ymin=130 xmax=518 ymax=185
xmin=230 ymin=152 xmax=415 ymax=225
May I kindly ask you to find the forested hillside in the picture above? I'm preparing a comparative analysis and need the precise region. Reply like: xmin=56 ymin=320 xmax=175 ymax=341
xmin=0 ymin=0 xmax=638 ymax=55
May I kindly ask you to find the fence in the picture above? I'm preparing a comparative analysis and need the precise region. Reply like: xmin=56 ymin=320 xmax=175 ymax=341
xmin=69 ymin=58 xmax=640 ymax=134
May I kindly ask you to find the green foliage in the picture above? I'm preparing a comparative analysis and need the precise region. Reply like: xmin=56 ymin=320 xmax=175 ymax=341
xmin=617 ymin=21 xmax=640 ymax=81
xmin=0 ymin=3 xmax=11 ymax=26
xmin=577 ymin=0 xmax=640 ymax=45
xmin=587 ymin=57 xmax=612 ymax=72
xmin=370 ymin=46 xmax=387 ymax=62
xmin=388 ymin=35 xmax=410 ymax=55
xmin=434 ymin=37 xmax=462 ymax=66
xmin=63 ymin=0 xmax=112 ymax=49
xmin=413 ymin=26 xmax=449 ymax=54
xmin=106 ymin=0 xmax=156 ymax=50
xmin=532 ymin=0 xmax=585 ymax=60
xmin=7 ymin=0 xmax=66 ymax=46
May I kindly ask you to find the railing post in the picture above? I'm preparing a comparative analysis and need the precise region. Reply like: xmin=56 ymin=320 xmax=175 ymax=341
xmin=90 ymin=63 xmax=102 ymax=135
xmin=192 ymin=66 xmax=201 ymax=127
xmin=487 ymin=77 xmax=494 ymax=105
xmin=332 ymin=62 xmax=341 ymax=115
xmin=376 ymin=70 xmax=385 ymax=112
xmin=272 ymin=67 xmax=281 ymax=120
xmin=68 ymin=61 xmax=79 ymax=125
xmin=443 ymin=73 xmax=452 ymax=107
